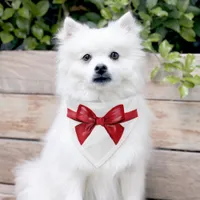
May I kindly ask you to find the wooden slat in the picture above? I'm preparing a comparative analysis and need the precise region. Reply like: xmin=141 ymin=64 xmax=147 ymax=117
xmin=0 ymin=140 xmax=42 ymax=183
xmin=0 ymin=51 xmax=200 ymax=100
xmin=0 ymin=94 xmax=57 ymax=139
xmin=0 ymin=184 xmax=15 ymax=200
xmin=0 ymin=94 xmax=200 ymax=151
xmin=0 ymin=194 xmax=15 ymax=200
xmin=0 ymin=140 xmax=200 ymax=200
xmin=146 ymin=150 xmax=200 ymax=200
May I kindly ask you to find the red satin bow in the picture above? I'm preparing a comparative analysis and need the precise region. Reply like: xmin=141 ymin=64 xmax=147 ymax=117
xmin=67 ymin=104 xmax=138 ymax=145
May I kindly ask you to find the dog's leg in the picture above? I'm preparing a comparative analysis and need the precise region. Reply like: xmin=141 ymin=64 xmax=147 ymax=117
xmin=120 ymin=164 xmax=146 ymax=200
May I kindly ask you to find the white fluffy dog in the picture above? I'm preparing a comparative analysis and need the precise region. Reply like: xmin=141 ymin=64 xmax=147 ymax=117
xmin=15 ymin=12 xmax=152 ymax=200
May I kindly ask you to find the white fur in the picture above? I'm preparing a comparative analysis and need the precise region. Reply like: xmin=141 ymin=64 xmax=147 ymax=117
xmin=15 ymin=12 xmax=152 ymax=200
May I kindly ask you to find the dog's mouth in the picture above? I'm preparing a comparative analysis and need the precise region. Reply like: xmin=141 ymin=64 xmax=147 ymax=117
xmin=92 ymin=74 xmax=112 ymax=84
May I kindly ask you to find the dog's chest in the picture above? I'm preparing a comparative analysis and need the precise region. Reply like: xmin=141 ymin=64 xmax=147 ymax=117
xmin=66 ymin=96 xmax=139 ymax=168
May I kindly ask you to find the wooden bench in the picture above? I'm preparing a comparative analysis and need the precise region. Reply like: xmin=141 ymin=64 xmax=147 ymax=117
xmin=0 ymin=51 xmax=200 ymax=200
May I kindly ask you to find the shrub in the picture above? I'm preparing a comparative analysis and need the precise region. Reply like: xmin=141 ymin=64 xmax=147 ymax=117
xmin=0 ymin=0 xmax=200 ymax=97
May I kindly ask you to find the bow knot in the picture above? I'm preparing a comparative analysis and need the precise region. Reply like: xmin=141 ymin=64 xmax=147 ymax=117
xmin=67 ymin=104 xmax=138 ymax=145
xmin=96 ymin=117 xmax=105 ymax=126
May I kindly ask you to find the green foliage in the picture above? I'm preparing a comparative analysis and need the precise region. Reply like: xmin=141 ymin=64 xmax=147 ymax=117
xmin=0 ymin=0 xmax=200 ymax=98
xmin=153 ymin=40 xmax=200 ymax=98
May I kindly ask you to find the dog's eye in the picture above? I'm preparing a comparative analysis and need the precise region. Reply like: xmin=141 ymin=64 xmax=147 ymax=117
xmin=82 ymin=54 xmax=92 ymax=61
xmin=109 ymin=52 xmax=119 ymax=60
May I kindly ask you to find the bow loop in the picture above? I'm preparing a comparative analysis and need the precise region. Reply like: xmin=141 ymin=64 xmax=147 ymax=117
xmin=104 ymin=105 xmax=125 ymax=124
xmin=76 ymin=104 xmax=96 ymax=123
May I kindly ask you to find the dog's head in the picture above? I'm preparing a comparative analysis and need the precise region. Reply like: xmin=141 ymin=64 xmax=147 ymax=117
xmin=56 ymin=12 xmax=146 ymax=101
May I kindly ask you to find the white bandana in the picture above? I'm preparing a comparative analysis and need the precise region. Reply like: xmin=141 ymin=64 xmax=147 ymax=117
xmin=67 ymin=96 xmax=139 ymax=167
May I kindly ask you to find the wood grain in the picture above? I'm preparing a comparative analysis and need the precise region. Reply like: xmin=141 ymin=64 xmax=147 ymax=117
xmin=0 ymin=94 xmax=57 ymax=139
xmin=0 ymin=140 xmax=200 ymax=200
xmin=146 ymin=150 xmax=200 ymax=200
xmin=0 ymin=140 xmax=42 ymax=183
xmin=0 ymin=184 xmax=15 ymax=200
xmin=0 ymin=94 xmax=200 ymax=151
xmin=0 ymin=51 xmax=200 ymax=100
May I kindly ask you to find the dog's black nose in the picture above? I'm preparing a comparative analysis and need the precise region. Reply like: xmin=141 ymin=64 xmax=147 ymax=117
xmin=95 ymin=64 xmax=107 ymax=75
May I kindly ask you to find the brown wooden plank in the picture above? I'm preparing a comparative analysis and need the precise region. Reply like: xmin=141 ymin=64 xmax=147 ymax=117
xmin=0 ymin=51 xmax=200 ymax=100
xmin=0 ymin=184 xmax=15 ymax=200
xmin=0 ymin=194 xmax=15 ymax=200
xmin=146 ymin=150 xmax=200 ymax=200
xmin=0 ymin=94 xmax=57 ymax=139
xmin=0 ymin=140 xmax=42 ymax=184
xmin=0 ymin=94 xmax=200 ymax=151
xmin=0 ymin=140 xmax=200 ymax=200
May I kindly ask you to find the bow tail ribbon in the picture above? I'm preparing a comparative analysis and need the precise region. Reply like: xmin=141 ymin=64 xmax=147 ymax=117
xmin=104 ymin=124 xmax=124 ymax=145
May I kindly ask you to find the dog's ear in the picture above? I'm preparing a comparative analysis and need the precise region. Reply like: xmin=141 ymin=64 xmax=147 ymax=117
xmin=115 ymin=11 xmax=141 ymax=34
xmin=57 ymin=17 xmax=83 ymax=40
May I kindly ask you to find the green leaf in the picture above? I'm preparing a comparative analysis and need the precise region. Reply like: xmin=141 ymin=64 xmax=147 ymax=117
xmin=148 ymin=33 xmax=161 ymax=42
xmin=32 ymin=24 xmax=44 ymax=40
xmin=167 ymin=52 xmax=181 ymax=61
xmin=85 ymin=0 xmax=104 ymax=9
xmin=150 ymin=7 xmax=168 ymax=17
xmin=98 ymin=19 xmax=108 ymax=28
xmin=142 ymin=40 xmax=154 ymax=52
xmin=0 ymin=3 xmax=3 ymax=17
xmin=165 ymin=19 xmax=180 ymax=33
xmin=36 ymin=1 xmax=49 ymax=17
xmin=194 ymin=18 xmax=200 ymax=37
xmin=168 ymin=9 xmax=182 ymax=19
xmin=22 ymin=0 xmax=37 ymax=16
xmin=2 ymin=22 xmax=14 ymax=32
xmin=179 ymin=84 xmax=189 ymax=98
xmin=2 ymin=8 xmax=15 ymax=20
xmin=139 ymin=12 xmax=151 ymax=22
xmin=0 ymin=31 xmax=14 ymax=44
xmin=180 ymin=27 xmax=196 ymax=42
xmin=12 ymin=0 xmax=21 ymax=10
xmin=164 ymin=0 xmax=177 ymax=5
xmin=16 ymin=17 xmax=30 ymax=32
xmin=150 ymin=66 xmax=160 ymax=80
xmin=163 ymin=76 xmax=180 ymax=84
xmin=183 ymin=75 xmax=200 ymax=85
xmin=14 ymin=29 xmax=26 ymax=39
xmin=51 ymin=24 xmax=59 ymax=34
xmin=146 ymin=0 xmax=158 ymax=10
xmin=184 ymin=54 xmax=195 ymax=72
xmin=41 ymin=35 xmax=51 ymax=45
xmin=187 ymin=5 xmax=200 ymax=16
xmin=35 ymin=20 xmax=50 ymax=32
xmin=18 ymin=7 xmax=31 ymax=19
xmin=85 ymin=12 xmax=101 ymax=23
xmin=179 ymin=15 xmax=194 ymax=28
xmin=24 ymin=37 xmax=38 ymax=50
xmin=140 ymin=26 xmax=151 ymax=39
xmin=184 ymin=13 xmax=194 ymax=20
xmin=159 ymin=40 xmax=173 ymax=58
xmin=100 ymin=8 xmax=112 ymax=20
xmin=164 ymin=63 xmax=177 ymax=72
xmin=156 ymin=27 xmax=167 ymax=40
xmin=172 ymin=61 xmax=184 ymax=70
xmin=53 ymin=0 xmax=66 ymax=3
xmin=132 ymin=0 xmax=140 ymax=9
xmin=183 ymin=81 xmax=195 ymax=88
xmin=177 ymin=0 xmax=189 ymax=12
